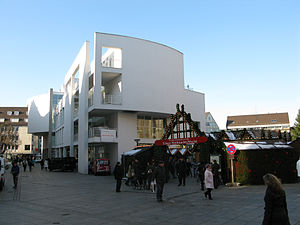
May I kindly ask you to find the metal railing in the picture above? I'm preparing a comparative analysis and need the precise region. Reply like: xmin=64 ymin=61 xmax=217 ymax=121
xmin=102 ymin=94 xmax=122 ymax=105
xmin=88 ymin=127 xmax=117 ymax=142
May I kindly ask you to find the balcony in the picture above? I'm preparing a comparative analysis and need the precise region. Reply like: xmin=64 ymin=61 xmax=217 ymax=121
xmin=102 ymin=94 xmax=122 ymax=105
xmin=88 ymin=127 xmax=117 ymax=142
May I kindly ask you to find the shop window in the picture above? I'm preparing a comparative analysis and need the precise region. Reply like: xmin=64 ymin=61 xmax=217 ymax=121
xmin=25 ymin=145 xmax=30 ymax=150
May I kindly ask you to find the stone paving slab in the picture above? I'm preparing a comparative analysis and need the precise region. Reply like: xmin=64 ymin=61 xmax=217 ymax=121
xmin=0 ymin=167 xmax=299 ymax=225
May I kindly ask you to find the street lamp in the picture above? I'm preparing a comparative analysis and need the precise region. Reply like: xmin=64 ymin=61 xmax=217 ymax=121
xmin=134 ymin=138 xmax=140 ymax=146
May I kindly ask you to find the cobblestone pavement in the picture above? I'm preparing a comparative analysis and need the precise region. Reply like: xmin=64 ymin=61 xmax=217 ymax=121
xmin=0 ymin=166 xmax=299 ymax=225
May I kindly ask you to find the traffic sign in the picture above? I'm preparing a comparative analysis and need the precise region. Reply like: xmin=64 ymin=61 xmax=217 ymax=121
xmin=227 ymin=144 xmax=236 ymax=155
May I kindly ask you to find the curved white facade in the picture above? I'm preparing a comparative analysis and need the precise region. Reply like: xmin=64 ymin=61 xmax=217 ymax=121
xmin=28 ymin=33 xmax=205 ymax=174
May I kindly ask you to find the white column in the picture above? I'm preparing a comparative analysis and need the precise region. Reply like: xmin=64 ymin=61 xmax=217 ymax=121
xmin=93 ymin=33 xmax=102 ymax=107
xmin=78 ymin=41 xmax=90 ymax=174
xmin=63 ymin=147 xmax=67 ymax=157
xmin=59 ymin=148 xmax=62 ymax=158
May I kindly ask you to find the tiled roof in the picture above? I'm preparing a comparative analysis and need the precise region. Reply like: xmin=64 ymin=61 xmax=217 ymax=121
xmin=227 ymin=113 xmax=289 ymax=127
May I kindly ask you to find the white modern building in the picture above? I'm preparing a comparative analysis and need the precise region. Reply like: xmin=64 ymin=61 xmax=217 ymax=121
xmin=27 ymin=33 xmax=206 ymax=174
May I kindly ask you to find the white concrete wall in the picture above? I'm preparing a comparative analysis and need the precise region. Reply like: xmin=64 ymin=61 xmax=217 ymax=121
xmin=183 ymin=89 xmax=206 ymax=131
xmin=117 ymin=112 xmax=137 ymax=160
xmin=27 ymin=92 xmax=50 ymax=134
xmin=93 ymin=33 xmax=205 ymax=129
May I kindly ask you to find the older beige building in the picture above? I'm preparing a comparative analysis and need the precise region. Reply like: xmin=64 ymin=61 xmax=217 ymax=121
xmin=226 ymin=112 xmax=290 ymax=132
xmin=0 ymin=107 xmax=39 ymax=157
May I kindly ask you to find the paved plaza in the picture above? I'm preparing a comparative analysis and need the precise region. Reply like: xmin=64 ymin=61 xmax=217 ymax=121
xmin=0 ymin=167 xmax=300 ymax=225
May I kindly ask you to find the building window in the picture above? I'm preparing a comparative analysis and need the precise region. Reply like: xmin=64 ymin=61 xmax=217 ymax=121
xmin=137 ymin=116 xmax=166 ymax=139
xmin=16 ymin=145 xmax=18 ymax=150
xmin=0 ymin=118 xmax=4 ymax=122
xmin=7 ymin=111 xmax=12 ymax=115
xmin=101 ymin=47 xmax=122 ymax=69
xmin=25 ymin=145 xmax=30 ymax=150
xmin=14 ymin=111 xmax=19 ymax=115
xmin=24 ymin=118 xmax=28 ymax=122
xmin=10 ymin=118 xmax=19 ymax=123
xmin=272 ymin=120 xmax=277 ymax=123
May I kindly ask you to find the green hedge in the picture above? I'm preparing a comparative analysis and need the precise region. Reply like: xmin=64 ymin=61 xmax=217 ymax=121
xmin=234 ymin=149 xmax=299 ymax=185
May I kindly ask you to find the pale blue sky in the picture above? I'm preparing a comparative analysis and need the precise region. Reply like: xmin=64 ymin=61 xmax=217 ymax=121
xmin=0 ymin=0 xmax=299 ymax=128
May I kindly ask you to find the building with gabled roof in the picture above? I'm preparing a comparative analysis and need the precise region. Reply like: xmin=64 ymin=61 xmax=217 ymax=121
xmin=205 ymin=112 xmax=219 ymax=133
xmin=226 ymin=113 xmax=290 ymax=132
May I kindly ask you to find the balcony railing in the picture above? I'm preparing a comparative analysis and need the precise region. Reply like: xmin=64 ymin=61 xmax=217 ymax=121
xmin=88 ymin=127 xmax=117 ymax=142
xmin=102 ymin=94 xmax=122 ymax=105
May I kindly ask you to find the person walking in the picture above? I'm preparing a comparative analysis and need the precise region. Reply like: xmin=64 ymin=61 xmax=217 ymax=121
xmin=176 ymin=158 xmax=187 ymax=186
xmin=44 ymin=159 xmax=49 ymax=171
xmin=204 ymin=164 xmax=214 ymax=200
xmin=191 ymin=159 xmax=198 ymax=178
xmin=28 ymin=158 xmax=33 ymax=172
xmin=262 ymin=173 xmax=290 ymax=225
xmin=22 ymin=159 xmax=27 ymax=172
xmin=152 ymin=161 xmax=166 ymax=202
xmin=11 ymin=161 xmax=20 ymax=189
xmin=146 ymin=162 xmax=154 ymax=190
xmin=197 ymin=162 xmax=205 ymax=191
xmin=40 ymin=159 xmax=44 ymax=170
xmin=125 ymin=162 xmax=134 ymax=186
xmin=113 ymin=162 xmax=124 ymax=192
xmin=212 ymin=160 xmax=220 ymax=188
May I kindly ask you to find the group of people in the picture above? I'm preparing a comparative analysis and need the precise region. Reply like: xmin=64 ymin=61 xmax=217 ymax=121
xmin=113 ymin=159 xmax=291 ymax=224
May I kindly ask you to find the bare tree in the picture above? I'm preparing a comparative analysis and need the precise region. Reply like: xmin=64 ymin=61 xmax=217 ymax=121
xmin=0 ymin=124 xmax=19 ymax=154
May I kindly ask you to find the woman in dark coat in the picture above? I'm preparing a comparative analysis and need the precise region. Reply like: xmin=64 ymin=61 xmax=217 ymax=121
xmin=262 ymin=173 xmax=290 ymax=225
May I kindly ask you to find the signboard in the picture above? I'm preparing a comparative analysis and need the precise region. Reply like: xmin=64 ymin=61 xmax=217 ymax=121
xmin=155 ymin=136 xmax=208 ymax=146
xmin=227 ymin=144 xmax=236 ymax=155
xmin=100 ymin=129 xmax=117 ymax=142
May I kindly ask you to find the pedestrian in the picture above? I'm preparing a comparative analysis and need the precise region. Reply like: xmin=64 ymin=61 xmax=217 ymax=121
xmin=40 ymin=159 xmax=44 ymax=170
xmin=11 ymin=161 xmax=20 ymax=189
xmin=44 ymin=159 xmax=48 ymax=171
xmin=169 ymin=159 xmax=176 ymax=179
xmin=146 ymin=162 xmax=154 ymax=190
xmin=186 ymin=159 xmax=192 ymax=177
xmin=262 ymin=173 xmax=290 ymax=225
xmin=204 ymin=164 xmax=214 ymax=200
xmin=191 ymin=159 xmax=198 ymax=178
xmin=125 ymin=162 xmax=134 ymax=186
xmin=28 ymin=158 xmax=33 ymax=172
xmin=197 ymin=162 xmax=205 ymax=191
xmin=113 ymin=162 xmax=124 ymax=192
xmin=212 ymin=160 xmax=220 ymax=188
xmin=152 ymin=161 xmax=166 ymax=202
xmin=176 ymin=158 xmax=187 ymax=186
xmin=133 ymin=159 xmax=142 ymax=188
xmin=22 ymin=159 xmax=27 ymax=172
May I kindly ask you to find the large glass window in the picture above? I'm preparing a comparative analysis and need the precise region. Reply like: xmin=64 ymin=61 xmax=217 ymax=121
xmin=137 ymin=116 xmax=166 ymax=139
